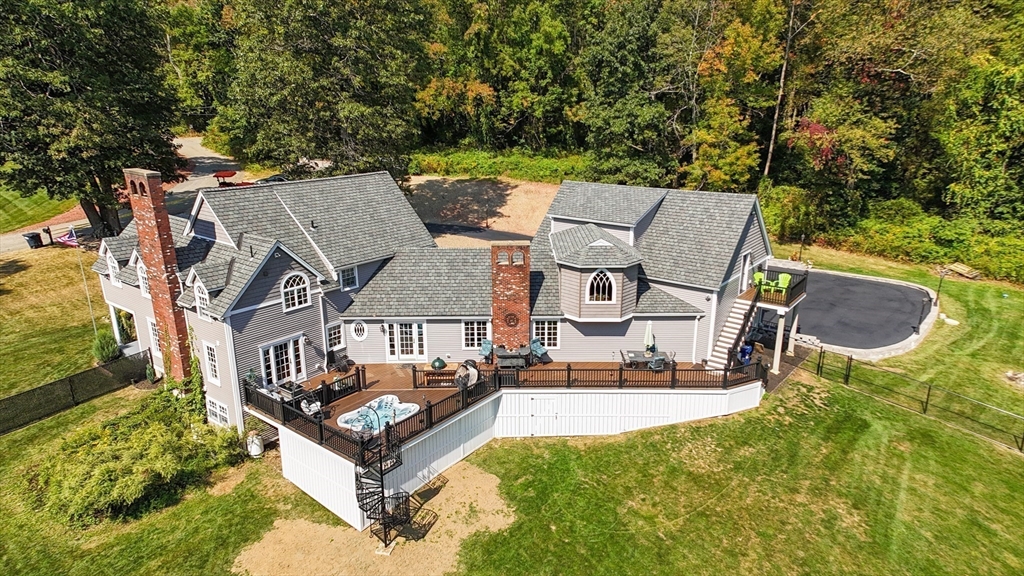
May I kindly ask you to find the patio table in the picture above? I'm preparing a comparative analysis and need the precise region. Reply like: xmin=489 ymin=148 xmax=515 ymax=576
xmin=624 ymin=350 xmax=668 ymax=369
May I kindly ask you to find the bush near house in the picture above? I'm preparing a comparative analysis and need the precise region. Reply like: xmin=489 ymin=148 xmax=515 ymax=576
xmin=91 ymin=330 xmax=121 ymax=364
xmin=25 ymin=390 xmax=242 ymax=526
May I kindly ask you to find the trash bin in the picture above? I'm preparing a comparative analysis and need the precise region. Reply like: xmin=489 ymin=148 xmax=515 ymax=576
xmin=22 ymin=232 xmax=43 ymax=249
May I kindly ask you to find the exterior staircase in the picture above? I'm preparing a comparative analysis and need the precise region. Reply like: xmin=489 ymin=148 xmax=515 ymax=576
xmin=707 ymin=294 xmax=759 ymax=369
xmin=354 ymin=422 xmax=412 ymax=548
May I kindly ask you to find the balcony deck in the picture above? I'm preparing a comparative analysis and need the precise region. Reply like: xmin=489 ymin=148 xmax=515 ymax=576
xmin=746 ymin=268 xmax=808 ymax=309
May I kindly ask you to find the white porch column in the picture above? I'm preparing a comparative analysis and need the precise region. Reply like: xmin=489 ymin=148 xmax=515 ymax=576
xmin=109 ymin=304 xmax=122 ymax=344
xmin=772 ymin=312 xmax=786 ymax=375
xmin=786 ymin=305 xmax=800 ymax=356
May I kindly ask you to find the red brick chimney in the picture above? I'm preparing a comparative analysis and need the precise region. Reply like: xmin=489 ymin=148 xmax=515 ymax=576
xmin=490 ymin=241 xmax=531 ymax=350
xmin=124 ymin=168 xmax=191 ymax=380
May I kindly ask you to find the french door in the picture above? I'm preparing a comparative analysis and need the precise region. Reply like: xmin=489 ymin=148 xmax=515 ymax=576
xmin=261 ymin=337 xmax=305 ymax=383
xmin=385 ymin=322 xmax=426 ymax=362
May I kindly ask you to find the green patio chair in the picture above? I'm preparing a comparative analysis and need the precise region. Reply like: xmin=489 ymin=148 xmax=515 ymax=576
xmin=752 ymin=271 xmax=765 ymax=290
xmin=774 ymin=273 xmax=792 ymax=295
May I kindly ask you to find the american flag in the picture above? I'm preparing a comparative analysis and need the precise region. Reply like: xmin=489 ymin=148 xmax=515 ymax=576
xmin=56 ymin=226 xmax=79 ymax=247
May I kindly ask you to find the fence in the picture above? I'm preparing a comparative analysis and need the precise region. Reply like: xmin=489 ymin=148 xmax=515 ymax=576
xmin=0 ymin=350 xmax=152 ymax=435
xmin=807 ymin=348 xmax=1024 ymax=452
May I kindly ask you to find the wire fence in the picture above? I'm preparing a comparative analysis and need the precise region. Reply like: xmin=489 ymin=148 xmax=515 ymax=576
xmin=806 ymin=348 xmax=1024 ymax=452
xmin=0 ymin=350 xmax=152 ymax=435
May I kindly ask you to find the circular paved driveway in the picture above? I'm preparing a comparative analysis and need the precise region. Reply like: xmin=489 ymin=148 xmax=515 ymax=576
xmin=786 ymin=271 xmax=931 ymax=349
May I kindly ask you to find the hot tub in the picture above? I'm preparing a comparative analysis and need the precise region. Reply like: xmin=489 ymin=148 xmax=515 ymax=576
xmin=335 ymin=394 xmax=419 ymax=435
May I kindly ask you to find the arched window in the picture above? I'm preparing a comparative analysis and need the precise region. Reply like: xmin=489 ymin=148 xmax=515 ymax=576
xmin=512 ymin=250 xmax=525 ymax=266
xmin=195 ymin=283 xmax=211 ymax=320
xmin=586 ymin=269 xmax=615 ymax=303
xmin=137 ymin=263 xmax=150 ymax=298
xmin=281 ymin=273 xmax=310 ymax=310
xmin=496 ymin=251 xmax=509 ymax=265
xmin=107 ymin=253 xmax=122 ymax=287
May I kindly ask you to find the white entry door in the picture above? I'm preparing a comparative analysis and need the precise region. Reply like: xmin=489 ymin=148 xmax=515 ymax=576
xmin=386 ymin=322 xmax=426 ymax=362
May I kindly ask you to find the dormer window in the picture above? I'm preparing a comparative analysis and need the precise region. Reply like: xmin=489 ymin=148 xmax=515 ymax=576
xmin=195 ymin=283 xmax=211 ymax=320
xmin=107 ymin=253 xmax=122 ymax=287
xmin=137 ymin=263 xmax=150 ymax=298
xmin=340 ymin=267 xmax=357 ymax=290
xmin=586 ymin=269 xmax=615 ymax=303
xmin=281 ymin=273 xmax=310 ymax=310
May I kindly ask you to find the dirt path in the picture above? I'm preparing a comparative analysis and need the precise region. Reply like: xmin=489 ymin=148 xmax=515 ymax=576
xmin=407 ymin=175 xmax=557 ymax=248
xmin=232 ymin=461 xmax=514 ymax=576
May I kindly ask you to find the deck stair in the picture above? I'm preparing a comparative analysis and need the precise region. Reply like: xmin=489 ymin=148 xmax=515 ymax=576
xmin=707 ymin=294 xmax=759 ymax=369
xmin=354 ymin=422 xmax=412 ymax=547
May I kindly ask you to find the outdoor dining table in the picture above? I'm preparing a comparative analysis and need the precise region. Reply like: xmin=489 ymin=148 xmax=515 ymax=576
xmin=624 ymin=350 xmax=668 ymax=369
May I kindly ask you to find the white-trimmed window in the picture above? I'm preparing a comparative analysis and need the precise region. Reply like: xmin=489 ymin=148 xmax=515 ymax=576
xmin=462 ymin=320 xmax=490 ymax=349
xmin=148 ymin=318 xmax=162 ymax=359
xmin=340 ymin=267 xmax=357 ymax=290
xmin=327 ymin=323 xmax=345 ymax=349
xmin=281 ymin=273 xmax=310 ymax=310
xmin=107 ymin=253 xmax=122 ymax=287
xmin=204 ymin=343 xmax=219 ymax=384
xmin=137 ymin=263 xmax=150 ymax=298
xmin=206 ymin=398 xmax=229 ymax=426
xmin=350 ymin=320 xmax=368 ymax=342
xmin=195 ymin=283 xmax=211 ymax=320
xmin=533 ymin=320 xmax=560 ymax=349
xmin=586 ymin=269 xmax=615 ymax=303
xmin=260 ymin=336 xmax=305 ymax=383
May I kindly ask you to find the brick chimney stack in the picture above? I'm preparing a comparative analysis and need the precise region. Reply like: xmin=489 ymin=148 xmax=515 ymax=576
xmin=490 ymin=241 xmax=531 ymax=350
xmin=123 ymin=168 xmax=191 ymax=380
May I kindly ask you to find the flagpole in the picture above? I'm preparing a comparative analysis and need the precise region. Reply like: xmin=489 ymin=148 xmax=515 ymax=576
xmin=67 ymin=225 xmax=98 ymax=337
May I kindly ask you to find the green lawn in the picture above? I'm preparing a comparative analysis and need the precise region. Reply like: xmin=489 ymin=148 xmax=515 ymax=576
xmin=457 ymin=375 xmax=1024 ymax=575
xmin=0 ymin=388 xmax=345 ymax=576
xmin=0 ymin=248 xmax=105 ymax=398
xmin=0 ymin=186 xmax=77 ymax=233
xmin=775 ymin=242 xmax=1024 ymax=414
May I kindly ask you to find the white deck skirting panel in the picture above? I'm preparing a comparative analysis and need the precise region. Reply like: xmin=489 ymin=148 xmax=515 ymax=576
xmin=494 ymin=382 xmax=763 ymax=438
xmin=278 ymin=383 xmax=763 ymax=530
xmin=279 ymin=425 xmax=369 ymax=530
xmin=384 ymin=393 xmax=502 ymax=496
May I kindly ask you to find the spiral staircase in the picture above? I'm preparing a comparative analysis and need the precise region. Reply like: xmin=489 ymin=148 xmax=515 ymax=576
xmin=355 ymin=422 xmax=412 ymax=547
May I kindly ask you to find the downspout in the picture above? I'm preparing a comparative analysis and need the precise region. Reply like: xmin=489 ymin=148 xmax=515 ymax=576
xmin=706 ymin=292 xmax=718 ymax=360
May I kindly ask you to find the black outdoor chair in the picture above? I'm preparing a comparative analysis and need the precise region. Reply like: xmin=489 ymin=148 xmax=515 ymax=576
xmin=326 ymin=348 xmax=351 ymax=373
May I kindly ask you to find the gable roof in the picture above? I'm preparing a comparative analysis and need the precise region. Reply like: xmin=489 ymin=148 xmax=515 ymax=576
xmin=636 ymin=190 xmax=759 ymax=289
xmin=548 ymin=181 xmax=667 ymax=226
xmin=549 ymin=224 xmax=643 ymax=268
xmin=341 ymin=248 xmax=491 ymax=317
xmin=196 ymin=172 xmax=435 ymax=281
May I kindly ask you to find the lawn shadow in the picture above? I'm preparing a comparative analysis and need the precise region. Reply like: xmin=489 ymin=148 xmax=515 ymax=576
xmin=0 ymin=258 xmax=28 ymax=295
xmin=407 ymin=178 xmax=514 ymax=228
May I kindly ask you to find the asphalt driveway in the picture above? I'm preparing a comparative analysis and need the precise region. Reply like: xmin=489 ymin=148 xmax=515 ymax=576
xmin=788 ymin=271 xmax=932 ymax=349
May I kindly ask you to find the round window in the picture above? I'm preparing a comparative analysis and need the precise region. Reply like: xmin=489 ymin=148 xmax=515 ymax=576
xmin=351 ymin=320 xmax=368 ymax=341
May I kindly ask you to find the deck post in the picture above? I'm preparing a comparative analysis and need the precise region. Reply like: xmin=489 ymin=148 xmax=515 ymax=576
xmin=670 ymin=362 xmax=677 ymax=389
xmin=618 ymin=364 xmax=624 ymax=389
xmin=425 ymin=400 xmax=433 ymax=428
xmin=771 ymin=312 xmax=786 ymax=374
xmin=566 ymin=364 xmax=572 ymax=389
xmin=786 ymin=305 xmax=800 ymax=356
xmin=411 ymin=365 xmax=418 ymax=389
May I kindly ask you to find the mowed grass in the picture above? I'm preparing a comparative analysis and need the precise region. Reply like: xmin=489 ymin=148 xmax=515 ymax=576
xmin=0 ymin=247 xmax=105 ymax=398
xmin=458 ymin=374 xmax=1024 ymax=576
xmin=775 ymin=242 xmax=1024 ymax=413
xmin=0 ymin=186 xmax=77 ymax=233
xmin=0 ymin=388 xmax=346 ymax=576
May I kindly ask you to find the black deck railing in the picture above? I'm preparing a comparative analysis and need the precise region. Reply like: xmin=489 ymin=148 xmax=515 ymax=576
xmin=757 ymin=269 xmax=808 ymax=307
xmin=245 ymin=363 xmax=766 ymax=464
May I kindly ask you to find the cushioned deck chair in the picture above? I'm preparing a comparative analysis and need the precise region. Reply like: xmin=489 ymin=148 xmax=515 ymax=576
xmin=479 ymin=339 xmax=493 ymax=363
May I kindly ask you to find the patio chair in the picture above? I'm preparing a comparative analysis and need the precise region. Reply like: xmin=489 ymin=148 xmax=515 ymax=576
xmin=619 ymin=350 xmax=630 ymax=367
xmin=300 ymin=398 xmax=323 ymax=422
xmin=326 ymin=348 xmax=351 ymax=373
xmin=479 ymin=339 xmax=493 ymax=364
xmin=752 ymin=271 xmax=765 ymax=288
xmin=649 ymin=356 xmax=665 ymax=371
xmin=529 ymin=337 xmax=551 ymax=365
xmin=773 ymin=273 xmax=792 ymax=295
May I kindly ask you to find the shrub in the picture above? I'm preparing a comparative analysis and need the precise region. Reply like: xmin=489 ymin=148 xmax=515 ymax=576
xmin=92 ymin=330 xmax=121 ymax=363
xmin=409 ymin=148 xmax=589 ymax=183
xmin=26 ymin=390 xmax=242 ymax=526
xmin=145 ymin=363 xmax=156 ymax=383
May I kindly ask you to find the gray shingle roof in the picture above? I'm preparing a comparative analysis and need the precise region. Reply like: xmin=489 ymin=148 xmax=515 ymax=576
xmin=634 ymin=279 xmax=703 ymax=315
xmin=549 ymin=224 xmax=643 ymax=268
xmin=548 ymin=181 xmax=667 ymax=226
xmin=341 ymin=248 xmax=491 ymax=317
xmin=183 ymin=233 xmax=278 ymax=318
xmin=198 ymin=172 xmax=435 ymax=281
xmin=636 ymin=190 xmax=758 ymax=289
xmin=529 ymin=218 xmax=562 ymax=316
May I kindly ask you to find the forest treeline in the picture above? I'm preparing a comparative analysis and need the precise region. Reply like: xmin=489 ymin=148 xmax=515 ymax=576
xmin=2 ymin=0 xmax=1022 ymax=279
